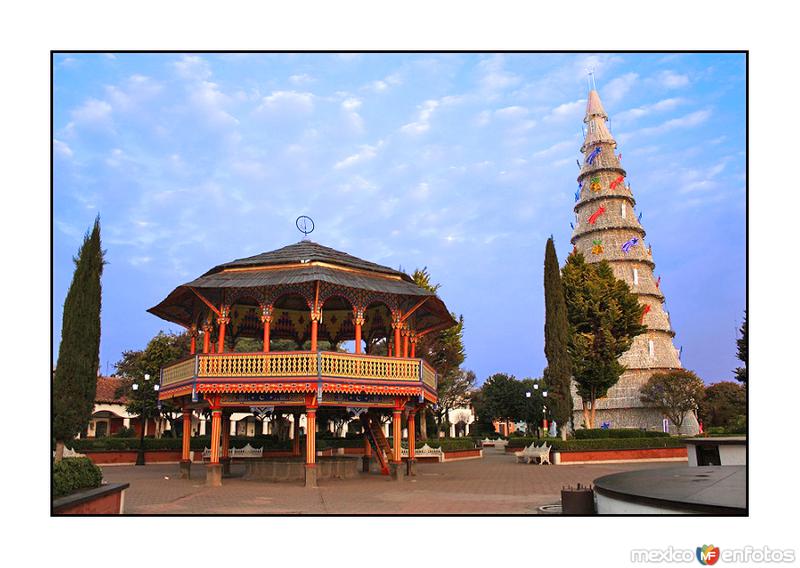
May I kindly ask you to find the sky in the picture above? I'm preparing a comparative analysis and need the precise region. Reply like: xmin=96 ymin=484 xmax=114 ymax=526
xmin=52 ymin=52 xmax=746 ymax=384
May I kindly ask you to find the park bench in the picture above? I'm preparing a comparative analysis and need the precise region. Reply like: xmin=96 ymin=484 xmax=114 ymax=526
xmin=514 ymin=442 xmax=551 ymax=464
xmin=400 ymin=443 xmax=444 ymax=462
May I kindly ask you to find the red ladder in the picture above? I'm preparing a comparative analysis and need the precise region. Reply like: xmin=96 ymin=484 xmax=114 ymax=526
xmin=361 ymin=412 xmax=391 ymax=475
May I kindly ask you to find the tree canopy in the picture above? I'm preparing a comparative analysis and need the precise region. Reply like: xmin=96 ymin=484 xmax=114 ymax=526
xmin=698 ymin=381 xmax=746 ymax=429
xmin=53 ymin=216 xmax=105 ymax=461
xmin=640 ymin=369 xmax=705 ymax=429
xmin=734 ymin=310 xmax=747 ymax=384
xmin=561 ymin=251 xmax=646 ymax=428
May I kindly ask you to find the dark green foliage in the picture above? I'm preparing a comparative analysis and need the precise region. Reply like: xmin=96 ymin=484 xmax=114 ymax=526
xmin=543 ymin=237 xmax=573 ymax=429
xmin=561 ymin=251 xmax=646 ymax=427
xmin=52 ymin=457 xmax=103 ymax=498
xmin=573 ymin=428 xmax=669 ymax=439
xmin=519 ymin=377 xmax=547 ymax=432
xmin=640 ymin=369 xmax=706 ymax=429
xmin=698 ymin=381 xmax=746 ymax=429
xmin=506 ymin=437 xmax=684 ymax=451
xmin=53 ymin=217 xmax=105 ymax=449
xmin=474 ymin=373 xmax=524 ymax=423
xmin=115 ymin=331 xmax=192 ymax=426
xmin=66 ymin=435 xmax=292 ymax=452
xmin=397 ymin=438 xmax=477 ymax=451
xmin=734 ymin=310 xmax=747 ymax=384
xmin=113 ymin=427 xmax=136 ymax=438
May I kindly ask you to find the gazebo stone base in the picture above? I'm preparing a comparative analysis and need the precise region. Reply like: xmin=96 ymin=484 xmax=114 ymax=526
xmin=304 ymin=465 xmax=317 ymax=488
xmin=362 ymin=455 xmax=370 ymax=473
xmin=179 ymin=460 xmax=191 ymax=479
xmin=221 ymin=457 xmax=232 ymax=475
xmin=390 ymin=462 xmax=404 ymax=481
xmin=406 ymin=458 xmax=417 ymax=477
xmin=206 ymin=464 xmax=223 ymax=487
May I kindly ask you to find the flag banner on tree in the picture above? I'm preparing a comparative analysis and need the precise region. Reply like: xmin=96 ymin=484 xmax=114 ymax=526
xmin=586 ymin=146 xmax=601 ymax=164
xmin=648 ymin=244 xmax=653 ymax=256
xmin=575 ymin=187 xmax=581 ymax=202
xmin=591 ymin=239 xmax=604 ymax=254
xmin=576 ymin=159 xmax=581 ymax=169
xmin=588 ymin=204 xmax=606 ymax=224
xmin=641 ymin=304 xmax=651 ymax=323
xmin=570 ymin=222 xmax=574 ymax=230
xmin=621 ymin=237 xmax=639 ymax=253
xmin=638 ymin=211 xmax=643 ymax=222
xmin=590 ymin=176 xmax=602 ymax=192
xmin=656 ymin=275 xmax=661 ymax=288
xmin=610 ymin=175 xmax=625 ymax=189
xmin=617 ymin=152 xmax=622 ymax=161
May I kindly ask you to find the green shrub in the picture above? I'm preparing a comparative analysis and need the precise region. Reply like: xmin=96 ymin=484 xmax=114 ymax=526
xmin=114 ymin=427 xmax=136 ymax=438
xmin=400 ymin=438 xmax=477 ymax=451
xmin=506 ymin=437 xmax=684 ymax=451
xmin=574 ymin=428 xmax=669 ymax=439
xmin=53 ymin=457 xmax=103 ymax=498
xmin=67 ymin=435 xmax=292 ymax=452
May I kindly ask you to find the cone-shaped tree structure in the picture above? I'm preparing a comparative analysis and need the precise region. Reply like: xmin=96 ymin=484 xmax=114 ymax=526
xmin=543 ymin=237 xmax=573 ymax=435
xmin=53 ymin=216 xmax=105 ymax=460
xmin=570 ymin=89 xmax=698 ymax=434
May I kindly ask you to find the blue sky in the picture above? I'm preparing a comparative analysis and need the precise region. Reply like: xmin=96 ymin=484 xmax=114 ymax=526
xmin=52 ymin=52 xmax=746 ymax=383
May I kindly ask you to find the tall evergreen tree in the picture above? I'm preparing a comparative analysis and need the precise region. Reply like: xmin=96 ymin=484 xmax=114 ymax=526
xmin=53 ymin=216 xmax=105 ymax=462
xmin=561 ymin=251 xmax=646 ymax=428
xmin=734 ymin=310 xmax=747 ymax=384
xmin=543 ymin=237 xmax=573 ymax=439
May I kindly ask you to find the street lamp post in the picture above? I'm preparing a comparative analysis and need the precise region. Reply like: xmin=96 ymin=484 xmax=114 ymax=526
xmin=132 ymin=373 xmax=160 ymax=466
xmin=542 ymin=390 xmax=549 ymax=432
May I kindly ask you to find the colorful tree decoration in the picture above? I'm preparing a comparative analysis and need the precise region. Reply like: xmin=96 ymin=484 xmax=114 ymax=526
xmin=587 ymin=204 xmax=606 ymax=225
xmin=609 ymin=175 xmax=624 ymax=190
xmin=641 ymin=304 xmax=651 ymax=323
xmin=589 ymin=176 xmax=602 ymax=192
xmin=617 ymin=152 xmax=622 ymax=161
xmin=576 ymin=159 xmax=581 ymax=169
xmin=575 ymin=187 xmax=580 ymax=202
xmin=621 ymin=237 xmax=639 ymax=253
xmin=656 ymin=275 xmax=661 ymax=288
xmin=586 ymin=146 xmax=601 ymax=165
xmin=570 ymin=222 xmax=574 ymax=230
xmin=648 ymin=244 xmax=653 ymax=256
xmin=638 ymin=211 xmax=643 ymax=222
xmin=591 ymin=239 xmax=604 ymax=254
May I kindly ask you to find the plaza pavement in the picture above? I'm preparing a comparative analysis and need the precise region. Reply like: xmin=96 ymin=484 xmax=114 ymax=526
xmin=100 ymin=451 xmax=677 ymax=515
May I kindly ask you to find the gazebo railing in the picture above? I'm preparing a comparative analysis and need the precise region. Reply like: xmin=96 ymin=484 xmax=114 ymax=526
xmin=160 ymin=351 xmax=436 ymax=389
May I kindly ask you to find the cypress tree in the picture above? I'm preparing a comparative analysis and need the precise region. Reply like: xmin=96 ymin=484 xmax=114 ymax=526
xmin=734 ymin=310 xmax=747 ymax=384
xmin=543 ymin=237 xmax=573 ymax=438
xmin=53 ymin=216 xmax=105 ymax=462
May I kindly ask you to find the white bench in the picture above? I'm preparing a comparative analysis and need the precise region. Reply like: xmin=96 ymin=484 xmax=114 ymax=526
xmin=202 ymin=443 xmax=263 ymax=459
xmin=401 ymin=443 xmax=444 ymax=462
xmin=515 ymin=442 xmax=551 ymax=464
xmin=493 ymin=439 xmax=509 ymax=452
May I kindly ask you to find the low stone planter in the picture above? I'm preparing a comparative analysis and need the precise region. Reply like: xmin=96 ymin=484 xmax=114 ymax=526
xmin=242 ymin=456 xmax=360 ymax=482
xmin=442 ymin=448 xmax=483 ymax=461
xmin=52 ymin=482 xmax=130 ymax=515
xmin=554 ymin=447 xmax=687 ymax=465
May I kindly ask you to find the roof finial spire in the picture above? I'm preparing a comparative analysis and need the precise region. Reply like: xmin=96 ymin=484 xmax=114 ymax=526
xmin=586 ymin=67 xmax=597 ymax=91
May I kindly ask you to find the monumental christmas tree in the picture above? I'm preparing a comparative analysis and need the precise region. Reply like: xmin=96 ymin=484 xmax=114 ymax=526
xmin=570 ymin=88 xmax=698 ymax=434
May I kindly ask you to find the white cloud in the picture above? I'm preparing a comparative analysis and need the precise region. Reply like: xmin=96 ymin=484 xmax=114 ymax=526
xmin=495 ymin=106 xmax=528 ymax=120
xmin=366 ymin=72 xmax=402 ymax=93
xmin=341 ymin=97 xmax=364 ymax=133
xmin=401 ymin=99 xmax=439 ymax=134
xmin=174 ymin=55 xmax=212 ymax=80
xmin=105 ymin=148 xmax=125 ymax=167
xmin=547 ymin=99 xmax=586 ymax=121
xmin=615 ymin=98 xmax=685 ymax=123
xmin=289 ymin=73 xmax=315 ymax=85
xmin=334 ymin=141 xmax=383 ymax=169
xmin=129 ymin=256 xmax=152 ymax=267
xmin=105 ymin=75 xmax=162 ymax=111
xmin=411 ymin=181 xmax=431 ymax=200
xmin=53 ymin=139 xmax=73 ymax=158
xmin=632 ymin=109 xmax=712 ymax=138
xmin=603 ymin=72 xmax=639 ymax=103
xmin=192 ymin=81 xmax=239 ymax=127
xmin=258 ymin=90 xmax=315 ymax=114
xmin=533 ymin=139 xmax=574 ymax=158
xmin=70 ymin=98 xmax=113 ymax=127
xmin=477 ymin=55 xmax=521 ymax=93
xmin=658 ymin=70 xmax=690 ymax=88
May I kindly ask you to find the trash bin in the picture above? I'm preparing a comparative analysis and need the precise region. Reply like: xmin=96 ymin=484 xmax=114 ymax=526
xmin=561 ymin=483 xmax=596 ymax=514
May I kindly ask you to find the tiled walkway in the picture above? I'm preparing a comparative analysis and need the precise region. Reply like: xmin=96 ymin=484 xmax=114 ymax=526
xmin=100 ymin=451 xmax=675 ymax=514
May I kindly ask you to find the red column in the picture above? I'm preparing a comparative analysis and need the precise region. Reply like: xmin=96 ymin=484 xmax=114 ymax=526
xmin=408 ymin=410 xmax=417 ymax=460
xmin=392 ymin=409 xmax=402 ymax=463
xmin=353 ymin=308 xmax=364 ymax=354
xmin=311 ymin=319 xmax=318 ymax=352
xmin=217 ymin=312 xmax=229 ymax=354
xmin=190 ymin=327 xmax=197 ymax=355
xmin=403 ymin=329 xmax=409 ymax=358
xmin=261 ymin=305 xmax=272 ymax=353
xmin=394 ymin=326 xmax=401 ymax=358
xmin=209 ymin=408 xmax=222 ymax=464
xmin=202 ymin=323 xmax=212 ymax=354
xmin=221 ymin=415 xmax=231 ymax=460
xmin=410 ymin=337 xmax=416 ymax=358
xmin=181 ymin=409 xmax=192 ymax=462
xmin=305 ymin=408 xmax=317 ymax=466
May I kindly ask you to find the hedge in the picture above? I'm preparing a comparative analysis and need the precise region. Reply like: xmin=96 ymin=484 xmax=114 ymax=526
xmin=573 ymin=428 xmax=669 ymax=440
xmin=53 ymin=457 xmax=103 ymax=498
xmin=66 ymin=436 xmax=291 ymax=452
xmin=400 ymin=438 xmax=477 ymax=451
xmin=506 ymin=437 xmax=685 ymax=451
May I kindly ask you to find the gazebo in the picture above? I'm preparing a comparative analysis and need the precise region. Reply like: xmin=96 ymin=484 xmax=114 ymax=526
xmin=150 ymin=239 xmax=457 ymax=487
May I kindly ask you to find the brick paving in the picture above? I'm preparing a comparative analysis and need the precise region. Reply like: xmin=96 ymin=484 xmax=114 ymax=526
xmin=100 ymin=451 xmax=676 ymax=514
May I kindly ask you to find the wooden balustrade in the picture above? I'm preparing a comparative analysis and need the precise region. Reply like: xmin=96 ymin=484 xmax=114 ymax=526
xmin=160 ymin=351 xmax=435 ymax=386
